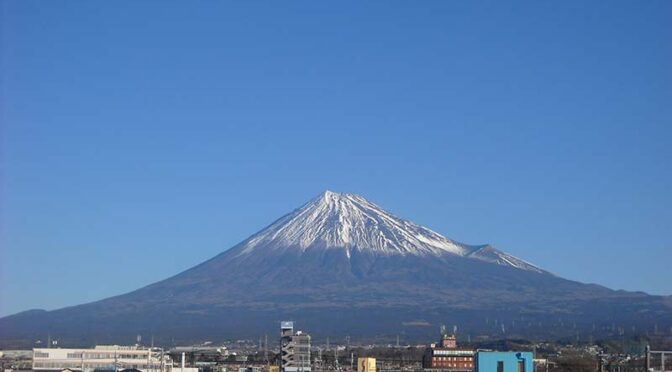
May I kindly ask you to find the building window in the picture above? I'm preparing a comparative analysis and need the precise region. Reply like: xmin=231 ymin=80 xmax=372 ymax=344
xmin=35 ymin=352 xmax=49 ymax=358
xmin=497 ymin=361 xmax=504 ymax=372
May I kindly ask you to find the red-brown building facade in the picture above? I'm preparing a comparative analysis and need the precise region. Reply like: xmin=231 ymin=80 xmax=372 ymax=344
xmin=422 ymin=335 xmax=474 ymax=372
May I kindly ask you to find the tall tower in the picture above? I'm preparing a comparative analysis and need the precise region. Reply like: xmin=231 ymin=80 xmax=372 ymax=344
xmin=280 ymin=321 xmax=311 ymax=372
xmin=280 ymin=321 xmax=294 ymax=372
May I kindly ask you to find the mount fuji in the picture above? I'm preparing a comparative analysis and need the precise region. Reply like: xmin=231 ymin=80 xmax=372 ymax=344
xmin=1 ymin=191 xmax=671 ymax=346
xmin=233 ymin=191 xmax=543 ymax=272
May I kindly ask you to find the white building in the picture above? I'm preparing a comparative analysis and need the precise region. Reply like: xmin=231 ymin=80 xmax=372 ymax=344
xmin=33 ymin=345 xmax=170 ymax=372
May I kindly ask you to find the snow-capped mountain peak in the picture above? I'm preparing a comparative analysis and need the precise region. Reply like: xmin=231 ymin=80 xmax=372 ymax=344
xmin=237 ymin=190 xmax=470 ymax=257
xmin=232 ymin=191 xmax=545 ymax=273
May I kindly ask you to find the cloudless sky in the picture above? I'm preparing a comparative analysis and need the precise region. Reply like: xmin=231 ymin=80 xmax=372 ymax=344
xmin=1 ymin=1 xmax=671 ymax=317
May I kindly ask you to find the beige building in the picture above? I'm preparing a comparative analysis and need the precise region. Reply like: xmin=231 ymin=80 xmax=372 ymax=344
xmin=33 ymin=345 xmax=169 ymax=372
xmin=357 ymin=358 xmax=375 ymax=372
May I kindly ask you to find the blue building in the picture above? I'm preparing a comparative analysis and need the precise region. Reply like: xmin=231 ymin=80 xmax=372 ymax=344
xmin=474 ymin=351 xmax=533 ymax=372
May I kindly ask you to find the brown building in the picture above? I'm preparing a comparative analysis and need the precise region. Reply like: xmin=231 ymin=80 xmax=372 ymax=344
xmin=422 ymin=335 xmax=474 ymax=372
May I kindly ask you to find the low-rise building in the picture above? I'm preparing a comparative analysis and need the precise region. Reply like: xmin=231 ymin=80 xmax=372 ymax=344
xmin=474 ymin=351 xmax=533 ymax=372
xmin=422 ymin=335 xmax=474 ymax=371
xmin=32 ymin=345 xmax=169 ymax=372
xmin=357 ymin=358 xmax=376 ymax=372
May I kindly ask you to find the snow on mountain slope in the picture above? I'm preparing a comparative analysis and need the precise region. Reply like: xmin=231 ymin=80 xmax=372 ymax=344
xmin=236 ymin=190 xmax=468 ymax=256
xmin=467 ymin=245 xmax=545 ymax=273
xmin=233 ymin=191 xmax=545 ymax=273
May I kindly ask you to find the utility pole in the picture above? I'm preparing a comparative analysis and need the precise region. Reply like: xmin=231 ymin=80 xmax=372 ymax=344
xmin=147 ymin=346 xmax=151 ymax=372
xmin=645 ymin=345 xmax=650 ymax=372
xmin=316 ymin=347 xmax=322 ymax=370
xmin=265 ymin=334 xmax=269 ymax=365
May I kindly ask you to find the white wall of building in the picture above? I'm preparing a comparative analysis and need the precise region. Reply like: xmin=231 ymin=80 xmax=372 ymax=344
xmin=33 ymin=346 xmax=168 ymax=372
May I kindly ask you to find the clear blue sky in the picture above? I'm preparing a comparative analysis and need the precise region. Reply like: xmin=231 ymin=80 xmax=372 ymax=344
xmin=1 ymin=1 xmax=671 ymax=317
